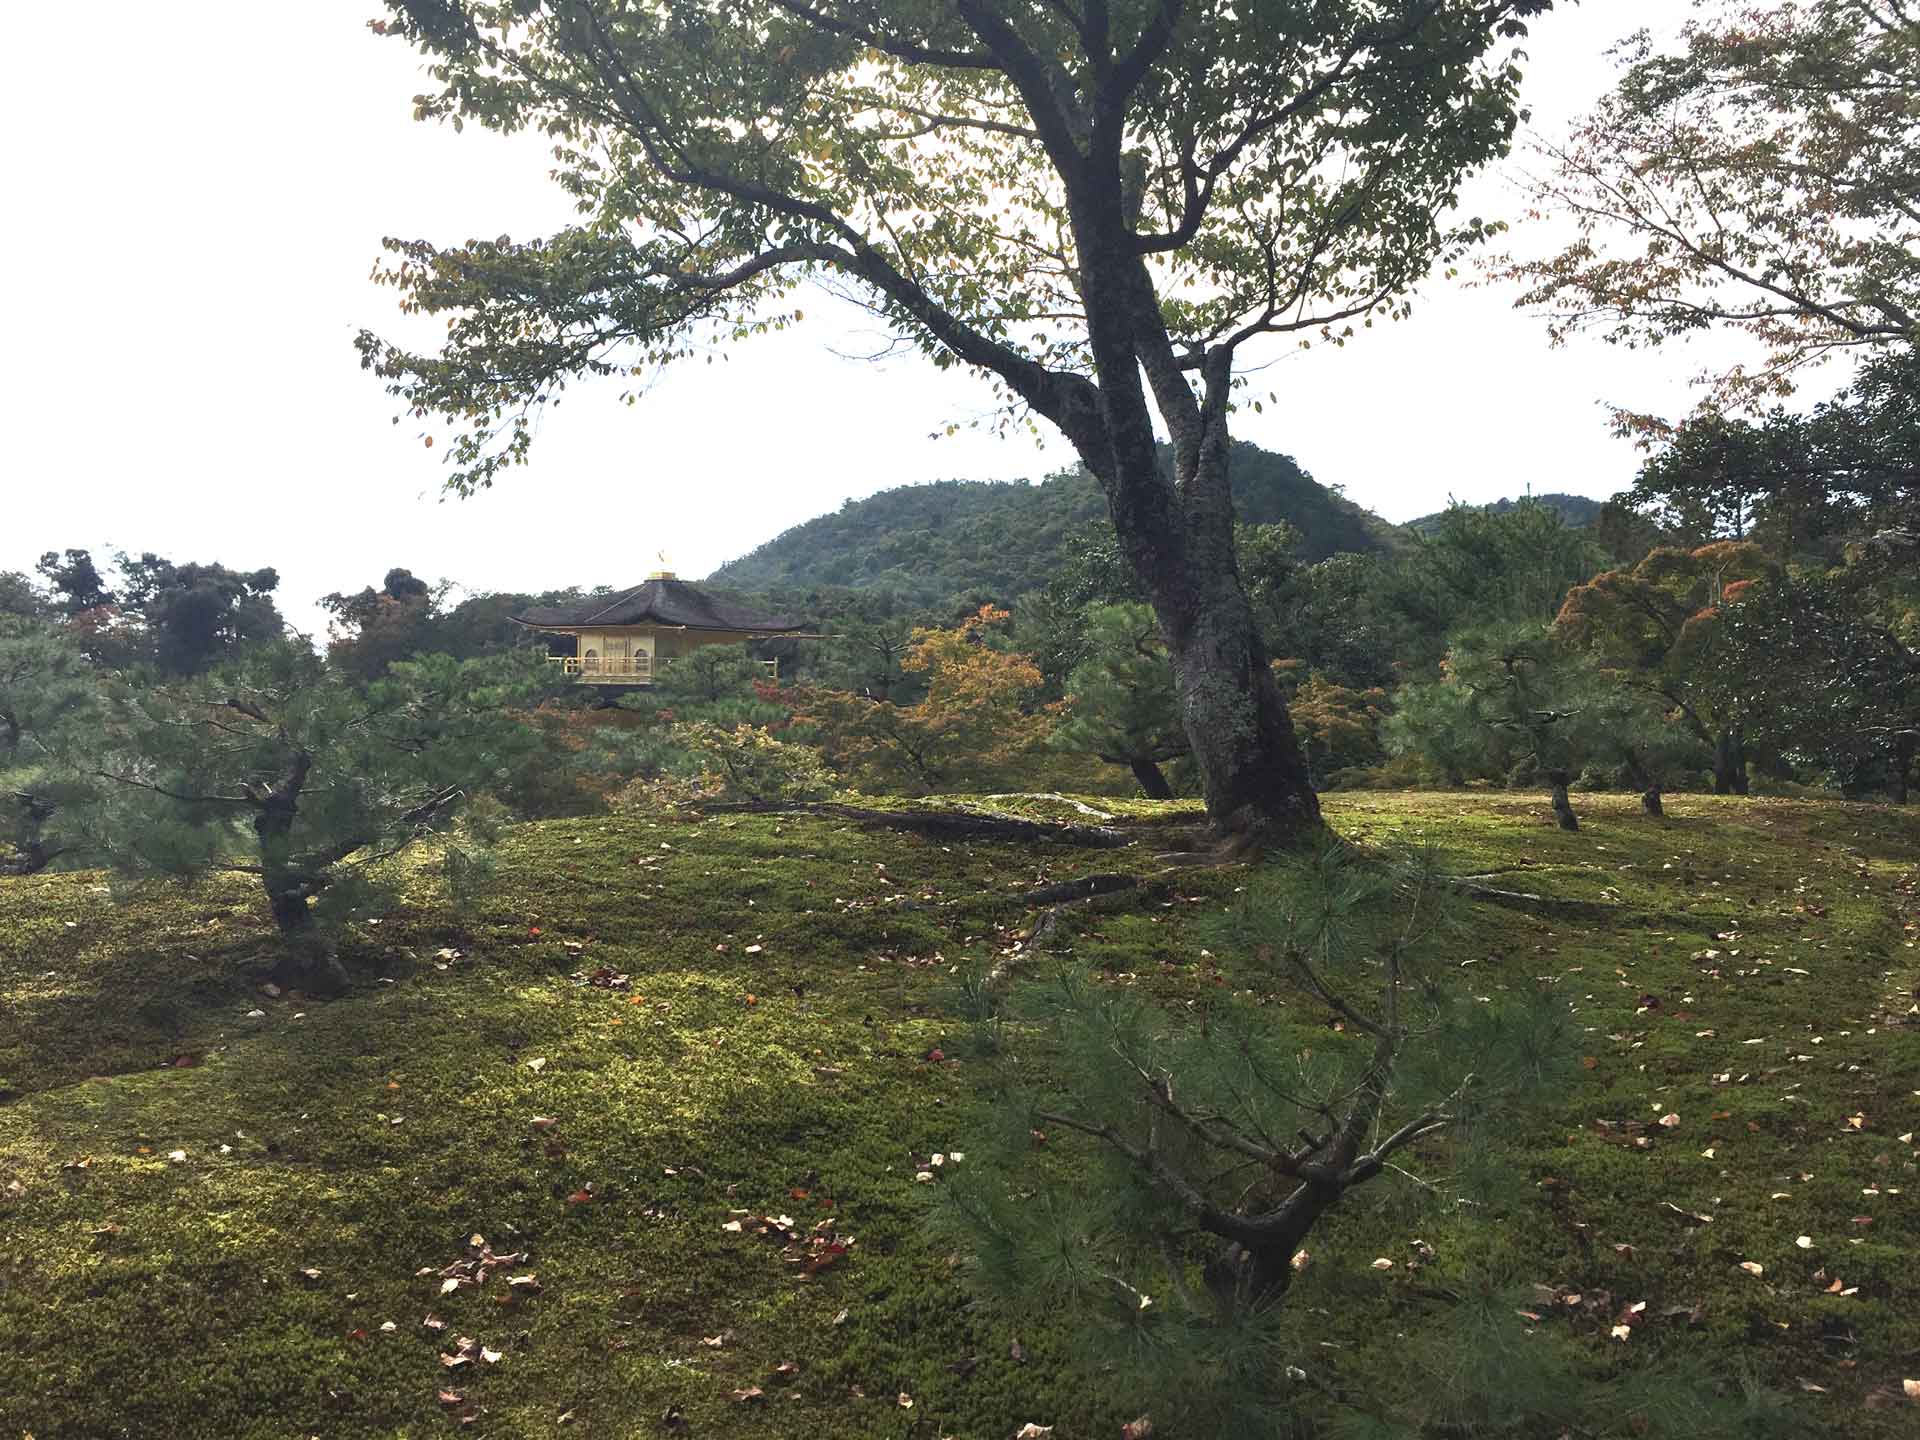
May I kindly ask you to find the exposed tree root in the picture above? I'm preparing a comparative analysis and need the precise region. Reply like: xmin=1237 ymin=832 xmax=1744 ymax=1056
xmin=1445 ymin=880 xmax=1621 ymax=919
xmin=697 ymin=801 xmax=1132 ymax=848
xmin=1018 ymin=873 xmax=1143 ymax=907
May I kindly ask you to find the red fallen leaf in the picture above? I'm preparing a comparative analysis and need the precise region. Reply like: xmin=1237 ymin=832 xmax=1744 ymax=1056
xmin=924 ymin=1047 xmax=945 ymax=1063
xmin=790 ymin=1189 xmax=810 ymax=1200
xmin=170 ymin=1054 xmax=199 ymax=1069
xmin=1121 ymin=1417 xmax=1155 ymax=1440
xmin=528 ymin=927 xmax=542 ymax=937
xmin=567 ymin=1188 xmax=595 ymax=1206
xmin=1580 ymin=1056 xmax=1598 ymax=1070
xmin=346 ymin=1326 xmax=368 ymax=1340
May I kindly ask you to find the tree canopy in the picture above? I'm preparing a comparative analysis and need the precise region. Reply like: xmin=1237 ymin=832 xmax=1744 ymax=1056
xmin=1506 ymin=0 xmax=1918 ymax=415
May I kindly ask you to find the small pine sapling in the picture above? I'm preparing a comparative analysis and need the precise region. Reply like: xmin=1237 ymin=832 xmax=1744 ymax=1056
xmin=934 ymin=844 xmax=1574 ymax=1433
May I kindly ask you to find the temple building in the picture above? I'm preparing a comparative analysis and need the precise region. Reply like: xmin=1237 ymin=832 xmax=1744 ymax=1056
xmin=512 ymin=572 xmax=816 ymax=686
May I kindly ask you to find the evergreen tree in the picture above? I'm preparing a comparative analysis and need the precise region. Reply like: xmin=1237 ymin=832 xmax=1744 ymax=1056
xmin=937 ymin=843 xmax=1574 ymax=1434
xmin=35 ymin=548 xmax=115 ymax=616
xmin=0 ymin=616 xmax=104 ymax=874
xmin=76 ymin=643 xmax=563 ymax=986
xmin=114 ymin=553 xmax=286 ymax=675
xmin=1388 ymin=624 xmax=1627 ymax=830
xmin=1050 ymin=603 xmax=1186 ymax=799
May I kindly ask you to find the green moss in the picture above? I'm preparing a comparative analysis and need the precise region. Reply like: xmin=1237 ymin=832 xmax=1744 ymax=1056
xmin=1 ymin=792 xmax=1916 ymax=1436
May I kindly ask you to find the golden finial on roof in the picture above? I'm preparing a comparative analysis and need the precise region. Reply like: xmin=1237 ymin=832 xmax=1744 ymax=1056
xmin=648 ymin=548 xmax=676 ymax=581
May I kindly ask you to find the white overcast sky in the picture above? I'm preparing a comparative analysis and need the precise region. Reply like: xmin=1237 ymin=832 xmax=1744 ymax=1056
xmin=2 ymin=1 xmax=1711 ymax=636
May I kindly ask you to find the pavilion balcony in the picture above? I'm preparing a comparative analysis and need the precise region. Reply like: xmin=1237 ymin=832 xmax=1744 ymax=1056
xmin=545 ymin=655 xmax=779 ymax=685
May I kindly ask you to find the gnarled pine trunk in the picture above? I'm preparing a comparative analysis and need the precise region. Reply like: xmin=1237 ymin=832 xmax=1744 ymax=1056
xmin=1548 ymin=771 xmax=1580 ymax=831
xmin=1128 ymin=758 xmax=1174 ymax=800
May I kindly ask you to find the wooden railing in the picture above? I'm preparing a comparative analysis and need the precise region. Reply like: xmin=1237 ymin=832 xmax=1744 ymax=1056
xmin=545 ymin=655 xmax=780 ymax=683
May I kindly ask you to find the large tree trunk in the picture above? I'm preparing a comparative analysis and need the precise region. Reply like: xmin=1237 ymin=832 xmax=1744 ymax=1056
xmin=1128 ymin=757 xmax=1174 ymax=800
xmin=1892 ymin=737 xmax=1914 ymax=805
xmin=1066 ymin=205 xmax=1322 ymax=845
xmin=1548 ymin=771 xmax=1580 ymax=831
xmin=1098 ymin=428 xmax=1320 ymax=842
xmin=1642 ymin=783 xmax=1664 ymax=817
xmin=1711 ymin=729 xmax=1748 ymax=795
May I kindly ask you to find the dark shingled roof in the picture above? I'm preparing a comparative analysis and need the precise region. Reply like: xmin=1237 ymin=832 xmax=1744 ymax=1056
xmin=512 ymin=578 xmax=810 ymax=634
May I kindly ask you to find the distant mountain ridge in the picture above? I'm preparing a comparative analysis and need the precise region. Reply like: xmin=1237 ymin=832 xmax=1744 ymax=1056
xmin=707 ymin=441 xmax=1398 ymax=602
xmin=1405 ymin=492 xmax=1614 ymax=535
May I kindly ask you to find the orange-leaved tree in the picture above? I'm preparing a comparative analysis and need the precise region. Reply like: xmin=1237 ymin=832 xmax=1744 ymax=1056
xmin=1554 ymin=542 xmax=1775 ymax=794
xmin=797 ymin=606 xmax=1055 ymax=795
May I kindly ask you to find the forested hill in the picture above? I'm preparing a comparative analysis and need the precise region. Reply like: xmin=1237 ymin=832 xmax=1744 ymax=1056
xmin=706 ymin=442 xmax=1396 ymax=603
xmin=1406 ymin=492 xmax=1612 ymax=535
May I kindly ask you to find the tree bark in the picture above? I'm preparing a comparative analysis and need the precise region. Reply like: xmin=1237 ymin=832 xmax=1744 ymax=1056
xmin=1548 ymin=772 xmax=1580 ymax=831
xmin=1129 ymin=757 xmax=1174 ymax=800
xmin=1066 ymin=190 xmax=1322 ymax=846
xmin=1711 ymin=729 xmax=1748 ymax=795
xmin=1642 ymin=783 xmax=1664 ymax=817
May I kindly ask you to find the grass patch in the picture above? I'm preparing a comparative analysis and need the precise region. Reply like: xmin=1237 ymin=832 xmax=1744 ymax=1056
xmin=1 ymin=792 xmax=1916 ymax=1435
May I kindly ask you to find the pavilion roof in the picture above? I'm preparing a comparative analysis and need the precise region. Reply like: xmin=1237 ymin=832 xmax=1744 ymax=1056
xmin=512 ymin=577 xmax=810 ymax=634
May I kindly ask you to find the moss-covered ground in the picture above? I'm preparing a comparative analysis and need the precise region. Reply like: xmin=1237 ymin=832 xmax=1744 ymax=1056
xmin=1 ymin=792 xmax=1916 ymax=1437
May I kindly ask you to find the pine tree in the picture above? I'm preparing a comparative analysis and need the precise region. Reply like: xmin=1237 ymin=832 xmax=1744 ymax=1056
xmin=74 ymin=643 xmax=562 ymax=986
xmin=935 ymin=843 xmax=1576 ymax=1434
xmin=0 ymin=616 xmax=105 ymax=874
xmin=1050 ymin=604 xmax=1187 ymax=799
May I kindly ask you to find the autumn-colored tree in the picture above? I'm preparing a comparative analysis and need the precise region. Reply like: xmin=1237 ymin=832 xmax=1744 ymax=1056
xmin=360 ymin=0 xmax=1557 ymax=841
xmin=1505 ymin=0 xmax=1918 ymax=417
xmin=798 ymin=606 xmax=1053 ymax=793
xmin=1281 ymin=668 xmax=1387 ymax=788
xmin=1555 ymin=542 xmax=1775 ymax=794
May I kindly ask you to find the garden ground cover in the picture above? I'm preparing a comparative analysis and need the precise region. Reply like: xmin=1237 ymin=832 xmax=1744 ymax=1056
xmin=0 ymin=792 xmax=1916 ymax=1437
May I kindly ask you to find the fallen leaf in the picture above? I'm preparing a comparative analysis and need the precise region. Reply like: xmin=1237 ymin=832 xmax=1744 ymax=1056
xmin=1014 ymin=1426 xmax=1055 ymax=1439
xmin=1611 ymin=1324 xmax=1632 ymax=1341
xmin=897 ymin=1392 xmax=913 ymax=1409
xmin=1659 ymin=1201 xmax=1713 ymax=1225
xmin=1739 ymin=1261 xmax=1765 ymax=1276
xmin=1370 ymin=1258 xmax=1394 ymax=1270
xmin=1658 ymin=1113 xmax=1681 ymax=1129
xmin=1121 ymin=1418 xmax=1154 ymax=1440
xmin=731 ymin=1387 xmax=764 ymax=1404
xmin=1795 ymin=1236 xmax=1813 ymax=1249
